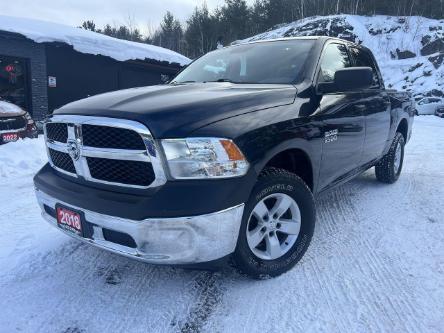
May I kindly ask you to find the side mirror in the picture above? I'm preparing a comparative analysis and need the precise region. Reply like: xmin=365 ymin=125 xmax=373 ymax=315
xmin=317 ymin=67 xmax=373 ymax=94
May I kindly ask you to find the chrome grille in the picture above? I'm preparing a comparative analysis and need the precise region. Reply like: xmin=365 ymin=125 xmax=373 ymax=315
xmin=43 ymin=115 xmax=166 ymax=189
xmin=48 ymin=148 xmax=76 ymax=174
xmin=87 ymin=157 xmax=155 ymax=186
xmin=46 ymin=123 xmax=68 ymax=143
xmin=82 ymin=125 xmax=146 ymax=150
xmin=0 ymin=115 xmax=27 ymax=133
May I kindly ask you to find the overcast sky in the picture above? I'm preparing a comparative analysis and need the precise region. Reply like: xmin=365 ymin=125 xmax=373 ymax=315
xmin=1 ymin=0 xmax=255 ymax=35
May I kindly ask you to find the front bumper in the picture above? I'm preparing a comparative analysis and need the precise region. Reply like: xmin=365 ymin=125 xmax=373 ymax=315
xmin=0 ymin=126 xmax=37 ymax=144
xmin=35 ymin=189 xmax=244 ymax=264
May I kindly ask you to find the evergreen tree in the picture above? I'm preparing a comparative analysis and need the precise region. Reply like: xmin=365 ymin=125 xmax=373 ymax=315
xmin=80 ymin=20 xmax=100 ymax=32
xmin=251 ymin=0 xmax=269 ymax=34
xmin=184 ymin=5 xmax=220 ymax=58
xmin=152 ymin=12 xmax=184 ymax=53
xmin=218 ymin=0 xmax=252 ymax=42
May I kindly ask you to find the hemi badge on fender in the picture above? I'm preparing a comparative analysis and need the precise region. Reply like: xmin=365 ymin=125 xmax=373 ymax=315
xmin=325 ymin=129 xmax=338 ymax=143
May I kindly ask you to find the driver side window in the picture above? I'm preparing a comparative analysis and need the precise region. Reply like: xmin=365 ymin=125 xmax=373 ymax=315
xmin=318 ymin=43 xmax=351 ymax=83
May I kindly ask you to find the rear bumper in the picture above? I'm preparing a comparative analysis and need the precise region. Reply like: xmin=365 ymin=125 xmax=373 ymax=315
xmin=35 ymin=189 xmax=244 ymax=264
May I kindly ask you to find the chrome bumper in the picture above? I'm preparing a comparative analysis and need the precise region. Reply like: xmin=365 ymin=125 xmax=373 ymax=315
xmin=0 ymin=126 xmax=26 ymax=134
xmin=35 ymin=189 xmax=244 ymax=264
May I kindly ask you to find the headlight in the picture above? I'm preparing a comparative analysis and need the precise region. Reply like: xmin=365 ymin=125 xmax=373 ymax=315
xmin=161 ymin=138 xmax=249 ymax=179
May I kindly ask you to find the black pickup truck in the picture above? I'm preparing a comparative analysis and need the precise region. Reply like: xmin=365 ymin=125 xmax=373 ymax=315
xmin=34 ymin=37 xmax=414 ymax=278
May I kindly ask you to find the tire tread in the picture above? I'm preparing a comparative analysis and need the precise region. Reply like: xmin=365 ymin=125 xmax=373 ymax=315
xmin=375 ymin=132 xmax=405 ymax=184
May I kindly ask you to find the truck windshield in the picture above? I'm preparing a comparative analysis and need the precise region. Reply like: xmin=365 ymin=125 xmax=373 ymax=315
xmin=172 ymin=40 xmax=315 ymax=85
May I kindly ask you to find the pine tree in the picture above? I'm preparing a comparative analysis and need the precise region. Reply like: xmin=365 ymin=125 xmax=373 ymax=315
xmin=80 ymin=20 xmax=99 ymax=32
xmin=218 ymin=0 xmax=252 ymax=42
xmin=184 ymin=5 xmax=219 ymax=58
xmin=151 ymin=12 xmax=184 ymax=53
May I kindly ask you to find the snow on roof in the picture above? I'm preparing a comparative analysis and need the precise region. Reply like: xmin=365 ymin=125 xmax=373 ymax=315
xmin=0 ymin=15 xmax=190 ymax=66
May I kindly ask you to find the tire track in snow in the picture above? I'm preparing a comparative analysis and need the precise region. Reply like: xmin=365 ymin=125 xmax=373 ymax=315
xmin=358 ymin=238 xmax=422 ymax=332
xmin=0 ymin=240 xmax=85 ymax=285
xmin=98 ymin=262 xmax=169 ymax=333
xmin=210 ymin=173 xmax=426 ymax=333
xmin=316 ymin=175 xmax=423 ymax=333
xmin=310 ymin=182 xmax=377 ymax=332
xmin=177 ymin=271 xmax=224 ymax=333
xmin=349 ymin=177 xmax=425 ymax=330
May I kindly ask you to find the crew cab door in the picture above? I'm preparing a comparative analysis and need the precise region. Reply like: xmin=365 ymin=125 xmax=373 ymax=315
xmin=349 ymin=46 xmax=391 ymax=164
xmin=314 ymin=42 xmax=366 ymax=191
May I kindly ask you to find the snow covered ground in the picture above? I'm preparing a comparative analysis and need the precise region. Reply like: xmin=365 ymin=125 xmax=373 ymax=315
xmin=0 ymin=116 xmax=443 ymax=333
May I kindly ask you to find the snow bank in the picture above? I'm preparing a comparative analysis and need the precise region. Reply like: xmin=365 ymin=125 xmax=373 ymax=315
xmin=0 ymin=15 xmax=190 ymax=66
xmin=0 ymin=137 xmax=46 ymax=178
xmin=244 ymin=15 xmax=444 ymax=99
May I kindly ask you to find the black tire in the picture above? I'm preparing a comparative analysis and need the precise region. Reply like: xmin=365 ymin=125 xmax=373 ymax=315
xmin=375 ymin=132 xmax=405 ymax=184
xmin=233 ymin=167 xmax=315 ymax=279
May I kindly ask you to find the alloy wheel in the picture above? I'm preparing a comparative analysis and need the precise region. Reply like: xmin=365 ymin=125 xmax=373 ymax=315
xmin=246 ymin=193 xmax=301 ymax=260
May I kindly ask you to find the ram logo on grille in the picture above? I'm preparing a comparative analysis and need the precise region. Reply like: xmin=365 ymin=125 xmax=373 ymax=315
xmin=67 ymin=140 xmax=81 ymax=161
xmin=44 ymin=116 xmax=166 ymax=189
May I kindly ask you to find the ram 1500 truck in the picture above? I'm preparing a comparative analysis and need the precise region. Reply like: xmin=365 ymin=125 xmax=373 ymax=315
xmin=34 ymin=37 xmax=414 ymax=278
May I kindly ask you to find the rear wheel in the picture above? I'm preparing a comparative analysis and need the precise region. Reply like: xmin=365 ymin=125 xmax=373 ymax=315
xmin=233 ymin=168 xmax=315 ymax=279
xmin=375 ymin=132 xmax=405 ymax=184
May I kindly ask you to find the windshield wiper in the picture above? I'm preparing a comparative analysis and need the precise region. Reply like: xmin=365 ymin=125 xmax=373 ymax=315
xmin=205 ymin=78 xmax=238 ymax=83
xmin=172 ymin=79 xmax=245 ymax=84
xmin=205 ymin=79 xmax=260 ymax=84
xmin=170 ymin=80 xmax=196 ymax=84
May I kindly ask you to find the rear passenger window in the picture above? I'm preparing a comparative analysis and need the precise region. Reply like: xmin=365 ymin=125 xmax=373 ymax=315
xmin=318 ymin=44 xmax=351 ymax=83
xmin=350 ymin=47 xmax=381 ymax=88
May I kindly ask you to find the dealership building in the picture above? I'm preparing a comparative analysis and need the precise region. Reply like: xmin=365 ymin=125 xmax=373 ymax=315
xmin=0 ymin=15 xmax=190 ymax=121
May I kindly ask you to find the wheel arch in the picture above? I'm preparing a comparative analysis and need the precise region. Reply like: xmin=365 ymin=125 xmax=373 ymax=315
xmin=397 ymin=118 xmax=409 ymax=142
xmin=260 ymin=148 xmax=314 ymax=191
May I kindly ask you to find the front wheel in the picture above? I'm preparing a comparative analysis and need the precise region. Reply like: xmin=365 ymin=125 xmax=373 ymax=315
xmin=375 ymin=132 xmax=405 ymax=184
xmin=233 ymin=168 xmax=315 ymax=279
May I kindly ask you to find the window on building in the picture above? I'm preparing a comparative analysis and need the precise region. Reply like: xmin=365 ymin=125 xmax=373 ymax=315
xmin=0 ymin=56 xmax=29 ymax=110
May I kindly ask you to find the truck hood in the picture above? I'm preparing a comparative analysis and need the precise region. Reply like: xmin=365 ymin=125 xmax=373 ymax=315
xmin=55 ymin=83 xmax=297 ymax=138
xmin=0 ymin=101 xmax=26 ymax=117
